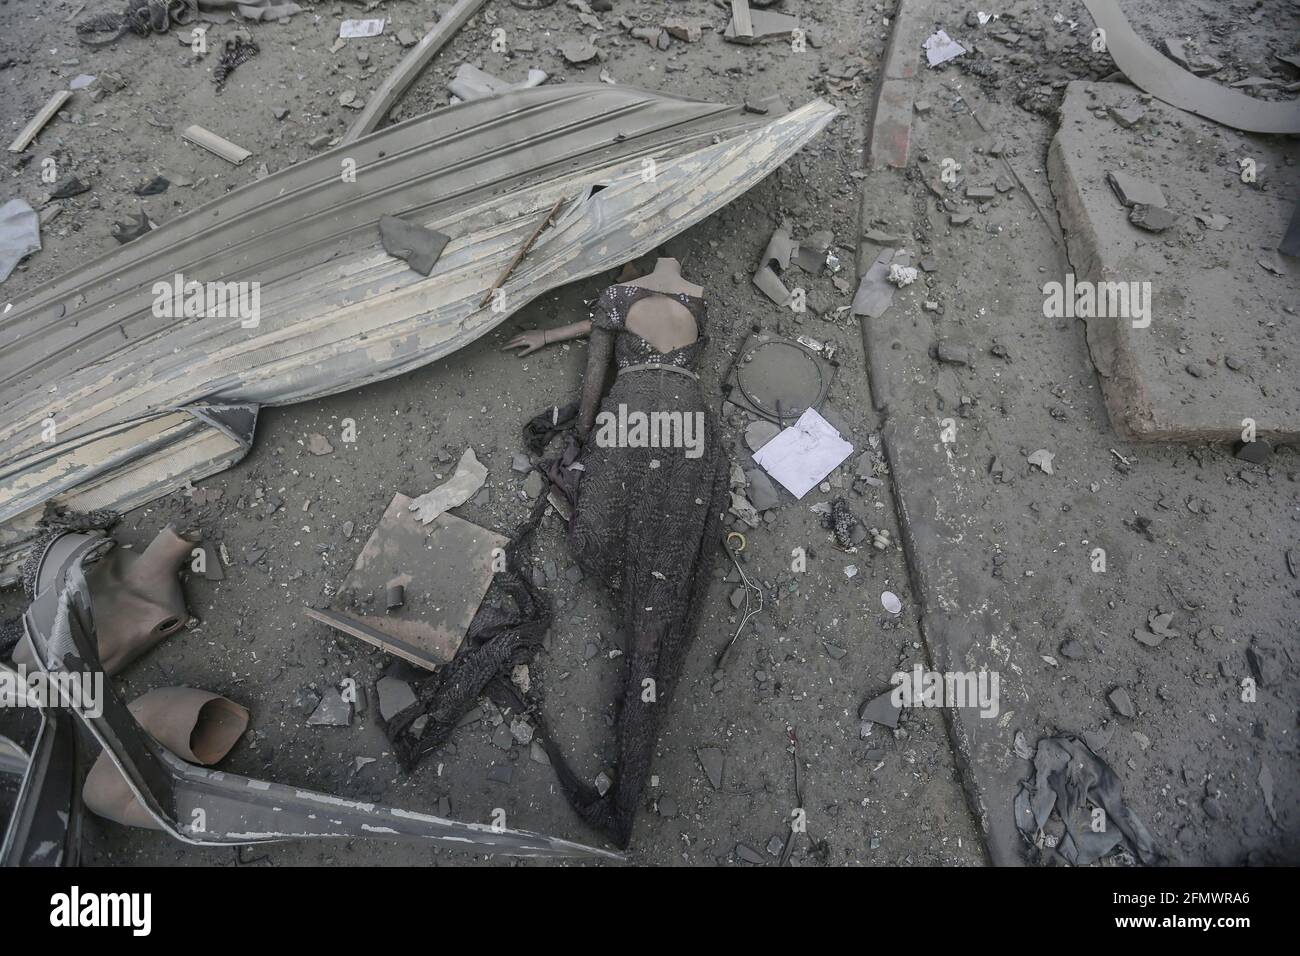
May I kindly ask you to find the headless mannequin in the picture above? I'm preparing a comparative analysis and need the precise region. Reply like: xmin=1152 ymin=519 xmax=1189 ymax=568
xmin=501 ymin=257 xmax=704 ymax=437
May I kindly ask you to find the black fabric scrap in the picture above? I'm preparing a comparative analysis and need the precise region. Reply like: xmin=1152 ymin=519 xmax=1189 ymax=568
xmin=1015 ymin=734 xmax=1162 ymax=866
xmin=523 ymin=400 xmax=579 ymax=455
xmin=134 ymin=175 xmax=170 ymax=196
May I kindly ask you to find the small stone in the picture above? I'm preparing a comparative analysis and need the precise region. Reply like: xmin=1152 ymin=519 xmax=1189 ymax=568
xmin=396 ymin=28 xmax=419 ymax=47
xmin=745 ymin=420 xmax=781 ymax=452
xmin=594 ymin=771 xmax=613 ymax=796
xmin=522 ymin=471 xmax=545 ymax=498
xmin=510 ymin=718 xmax=534 ymax=745
xmin=744 ymin=468 xmax=780 ymax=511
xmin=656 ymin=795 xmax=678 ymax=818
xmin=307 ymin=687 xmax=354 ymax=727
xmin=562 ymin=40 xmax=599 ymax=64
xmin=375 ymin=676 xmax=416 ymax=722
xmin=1059 ymin=638 xmax=1085 ymax=659
xmin=735 ymin=843 xmax=765 ymax=865
xmin=1107 ymin=687 xmax=1135 ymax=718
xmin=492 ymin=723 xmax=514 ymax=751
xmin=697 ymin=747 xmax=725 ymax=790
xmin=1234 ymin=440 xmax=1271 ymax=464
xmin=1107 ymin=103 xmax=1145 ymax=127
xmin=307 ymin=432 xmax=334 ymax=456
xmin=486 ymin=765 xmax=513 ymax=784
xmin=1107 ymin=170 xmax=1166 ymax=208
xmin=1128 ymin=203 xmax=1178 ymax=233
xmin=859 ymin=689 xmax=901 ymax=728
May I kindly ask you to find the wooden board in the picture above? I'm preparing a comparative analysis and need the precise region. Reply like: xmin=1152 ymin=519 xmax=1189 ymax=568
xmin=321 ymin=493 xmax=506 ymax=668
xmin=8 ymin=91 xmax=72 ymax=153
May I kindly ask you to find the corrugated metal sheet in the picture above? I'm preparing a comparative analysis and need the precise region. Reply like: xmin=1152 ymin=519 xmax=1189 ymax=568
xmin=0 ymin=85 xmax=837 ymax=580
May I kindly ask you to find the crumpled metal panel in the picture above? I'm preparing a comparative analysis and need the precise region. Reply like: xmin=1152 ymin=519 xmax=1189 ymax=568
xmin=0 ymin=85 xmax=836 ymax=581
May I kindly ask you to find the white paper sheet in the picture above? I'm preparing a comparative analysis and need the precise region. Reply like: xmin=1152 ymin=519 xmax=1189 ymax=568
xmin=340 ymin=18 xmax=385 ymax=38
xmin=751 ymin=408 xmax=853 ymax=499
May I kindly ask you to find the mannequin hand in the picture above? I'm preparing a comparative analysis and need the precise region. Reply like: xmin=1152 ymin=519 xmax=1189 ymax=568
xmin=502 ymin=330 xmax=547 ymax=356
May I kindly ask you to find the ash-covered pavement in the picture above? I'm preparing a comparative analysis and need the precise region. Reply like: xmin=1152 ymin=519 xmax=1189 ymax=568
xmin=0 ymin=0 xmax=1295 ymax=868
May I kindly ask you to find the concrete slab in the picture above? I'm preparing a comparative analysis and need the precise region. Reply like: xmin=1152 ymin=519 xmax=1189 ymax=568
xmin=1049 ymin=81 xmax=1300 ymax=441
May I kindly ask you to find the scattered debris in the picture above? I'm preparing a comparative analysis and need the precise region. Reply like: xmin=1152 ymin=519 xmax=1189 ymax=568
xmin=881 ymin=591 xmax=902 ymax=615
xmin=1027 ymin=449 xmax=1055 ymax=475
xmin=1081 ymin=0 xmax=1300 ymax=133
xmin=340 ymin=18 xmax=385 ymax=39
xmin=308 ymin=687 xmax=354 ymax=727
xmin=379 ymin=216 xmax=450 ymax=276
xmin=923 ymin=30 xmax=967 ymax=67
xmin=111 ymin=211 xmax=153 ymax=244
xmin=375 ymin=675 xmax=417 ymax=722
xmin=346 ymin=0 xmax=491 ymax=142
xmin=1107 ymin=170 xmax=1166 ymax=209
xmin=725 ymin=4 xmax=798 ymax=45
xmin=1128 ymin=203 xmax=1177 ymax=233
xmin=859 ymin=687 xmax=901 ymax=729
xmin=7 ymin=90 xmax=72 ymax=152
xmin=315 ymin=493 xmax=505 ymax=667
xmin=0 ymin=199 xmax=40 ymax=283
xmin=752 ymin=223 xmax=796 ymax=305
xmin=1014 ymin=734 xmax=1161 ymax=864
xmin=752 ymin=408 xmax=853 ymax=499
xmin=697 ymin=747 xmax=725 ymax=790
xmin=50 ymin=176 xmax=92 ymax=199
xmin=181 ymin=124 xmax=251 ymax=165
xmin=213 ymin=36 xmax=259 ymax=90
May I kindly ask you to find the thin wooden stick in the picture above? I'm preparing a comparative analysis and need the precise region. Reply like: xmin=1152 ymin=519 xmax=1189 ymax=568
xmin=478 ymin=198 xmax=564 ymax=309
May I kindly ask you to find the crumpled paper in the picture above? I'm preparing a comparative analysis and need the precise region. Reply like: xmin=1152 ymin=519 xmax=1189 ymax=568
xmin=408 ymin=448 xmax=487 ymax=525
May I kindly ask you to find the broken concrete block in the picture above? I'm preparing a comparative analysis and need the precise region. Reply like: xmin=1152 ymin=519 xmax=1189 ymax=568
xmin=308 ymin=687 xmax=354 ymax=727
xmin=1128 ymin=203 xmax=1178 ymax=233
xmin=376 ymin=676 xmax=417 ymax=722
xmin=1107 ymin=170 xmax=1166 ymax=208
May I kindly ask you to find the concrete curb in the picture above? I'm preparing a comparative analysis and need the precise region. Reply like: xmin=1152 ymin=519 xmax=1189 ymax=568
xmin=856 ymin=0 xmax=1015 ymax=867
xmin=866 ymin=0 xmax=931 ymax=168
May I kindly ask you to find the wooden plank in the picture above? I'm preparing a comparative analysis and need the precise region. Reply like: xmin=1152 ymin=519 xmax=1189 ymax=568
xmin=731 ymin=0 xmax=754 ymax=38
xmin=180 ymin=124 xmax=251 ymax=165
xmin=7 ymin=91 xmax=72 ymax=153
xmin=304 ymin=607 xmax=443 ymax=671
xmin=345 ymin=0 xmax=490 ymax=143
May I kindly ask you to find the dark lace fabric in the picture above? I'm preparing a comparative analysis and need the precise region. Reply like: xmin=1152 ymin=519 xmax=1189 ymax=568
xmin=561 ymin=284 xmax=729 ymax=845
xmin=386 ymin=283 xmax=729 ymax=850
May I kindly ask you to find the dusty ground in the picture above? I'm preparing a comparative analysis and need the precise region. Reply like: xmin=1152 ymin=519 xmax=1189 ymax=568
xmin=1 ymin=0 xmax=983 ymax=866
xmin=2 ymin=0 xmax=1296 ymax=868
xmin=858 ymin=0 xmax=1298 ymax=865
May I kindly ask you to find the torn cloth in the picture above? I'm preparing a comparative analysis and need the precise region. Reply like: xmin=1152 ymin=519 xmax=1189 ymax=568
xmin=0 ymin=199 xmax=40 ymax=283
xmin=1014 ymin=734 xmax=1162 ymax=865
